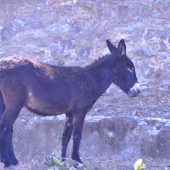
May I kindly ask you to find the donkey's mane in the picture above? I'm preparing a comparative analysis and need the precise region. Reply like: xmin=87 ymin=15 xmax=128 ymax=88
xmin=88 ymin=54 xmax=115 ymax=69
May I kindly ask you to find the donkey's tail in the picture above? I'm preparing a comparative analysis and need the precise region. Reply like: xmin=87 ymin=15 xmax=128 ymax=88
xmin=0 ymin=92 xmax=5 ymax=120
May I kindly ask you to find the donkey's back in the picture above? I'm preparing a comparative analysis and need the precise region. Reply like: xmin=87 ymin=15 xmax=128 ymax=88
xmin=0 ymin=56 xmax=97 ymax=117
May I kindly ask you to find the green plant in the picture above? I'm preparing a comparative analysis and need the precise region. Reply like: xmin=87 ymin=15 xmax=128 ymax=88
xmin=45 ymin=154 xmax=89 ymax=170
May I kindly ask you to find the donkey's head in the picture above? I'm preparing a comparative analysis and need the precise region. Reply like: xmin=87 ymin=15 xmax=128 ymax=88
xmin=106 ymin=39 xmax=140 ymax=97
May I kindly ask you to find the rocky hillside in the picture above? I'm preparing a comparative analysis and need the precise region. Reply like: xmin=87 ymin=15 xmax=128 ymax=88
xmin=0 ymin=0 xmax=169 ymax=117
xmin=0 ymin=0 xmax=170 ymax=169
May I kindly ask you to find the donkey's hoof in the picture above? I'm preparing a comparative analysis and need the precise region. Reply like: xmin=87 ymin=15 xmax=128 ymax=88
xmin=4 ymin=162 xmax=11 ymax=168
xmin=61 ymin=158 xmax=66 ymax=163
xmin=4 ymin=159 xmax=19 ymax=168
xmin=72 ymin=156 xmax=83 ymax=164
xmin=12 ymin=158 xmax=19 ymax=166
xmin=75 ymin=162 xmax=84 ymax=168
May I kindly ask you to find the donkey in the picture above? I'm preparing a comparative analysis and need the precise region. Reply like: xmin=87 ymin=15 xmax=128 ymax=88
xmin=0 ymin=39 xmax=140 ymax=167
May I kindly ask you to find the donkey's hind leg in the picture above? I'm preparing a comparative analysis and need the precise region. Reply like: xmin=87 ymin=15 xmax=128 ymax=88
xmin=0 ymin=92 xmax=5 ymax=162
xmin=0 ymin=90 xmax=25 ymax=167
xmin=0 ymin=92 xmax=5 ymax=119
xmin=61 ymin=113 xmax=73 ymax=161
xmin=0 ymin=106 xmax=23 ymax=167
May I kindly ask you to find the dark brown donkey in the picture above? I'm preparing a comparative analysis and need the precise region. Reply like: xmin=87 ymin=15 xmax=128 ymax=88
xmin=0 ymin=39 xmax=140 ymax=167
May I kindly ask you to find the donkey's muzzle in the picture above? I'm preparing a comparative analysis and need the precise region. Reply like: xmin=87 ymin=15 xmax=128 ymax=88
xmin=128 ymin=83 xmax=140 ymax=97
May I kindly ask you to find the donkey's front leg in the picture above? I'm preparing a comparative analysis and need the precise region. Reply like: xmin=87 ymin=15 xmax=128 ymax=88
xmin=61 ymin=113 xmax=73 ymax=161
xmin=71 ymin=114 xmax=85 ymax=163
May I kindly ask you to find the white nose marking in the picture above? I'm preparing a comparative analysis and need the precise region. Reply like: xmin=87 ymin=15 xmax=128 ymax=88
xmin=131 ymin=83 xmax=140 ymax=92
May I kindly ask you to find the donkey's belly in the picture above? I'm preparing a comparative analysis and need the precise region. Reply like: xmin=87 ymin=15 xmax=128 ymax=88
xmin=26 ymin=91 xmax=69 ymax=115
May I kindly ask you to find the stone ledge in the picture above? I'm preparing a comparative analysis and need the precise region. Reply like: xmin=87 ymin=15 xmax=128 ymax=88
xmin=13 ymin=115 xmax=170 ymax=162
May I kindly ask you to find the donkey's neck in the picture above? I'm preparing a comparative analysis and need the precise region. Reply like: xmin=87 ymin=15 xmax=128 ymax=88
xmin=89 ymin=55 xmax=116 ymax=95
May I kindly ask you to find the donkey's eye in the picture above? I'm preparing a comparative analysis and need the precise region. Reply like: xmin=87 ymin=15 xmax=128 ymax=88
xmin=127 ymin=67 xmax=134 ymax=72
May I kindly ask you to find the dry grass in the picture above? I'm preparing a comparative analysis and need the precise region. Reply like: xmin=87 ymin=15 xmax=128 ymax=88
xmin=1 ymin=156 xmax=170 ymax=170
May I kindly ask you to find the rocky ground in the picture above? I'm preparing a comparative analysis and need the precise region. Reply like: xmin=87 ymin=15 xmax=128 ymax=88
xmin=1 ymin=157 xmax=170 ymax=170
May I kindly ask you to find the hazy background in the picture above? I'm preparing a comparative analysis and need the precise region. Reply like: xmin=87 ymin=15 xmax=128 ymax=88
xmin=0 ymin=0 xmax=169 ymax=169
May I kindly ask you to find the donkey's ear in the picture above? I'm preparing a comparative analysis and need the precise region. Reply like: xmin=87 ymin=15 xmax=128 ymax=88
xmin=106 ymin=39 xmax=116 ymax=54
xmin=118 ymin=39 xmax=126 ymax=56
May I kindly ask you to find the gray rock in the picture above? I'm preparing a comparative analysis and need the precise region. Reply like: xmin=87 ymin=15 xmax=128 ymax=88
xmin=47 ymin=22 xmax=71 ymax=34
xmin=1 ymin=26 xmax=14 ymax=41
xmin=78 ymin=48 xmax=90 ymax=58
xmin=49 ymin=41 xmax=64 ymax=53
xmin=68 ymin=21 xmax=81 ymax=33
xmin=12 ymin=19 xmax=25 ymax=32
xmin=63 ymin=39 xmax=75 ymax=50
